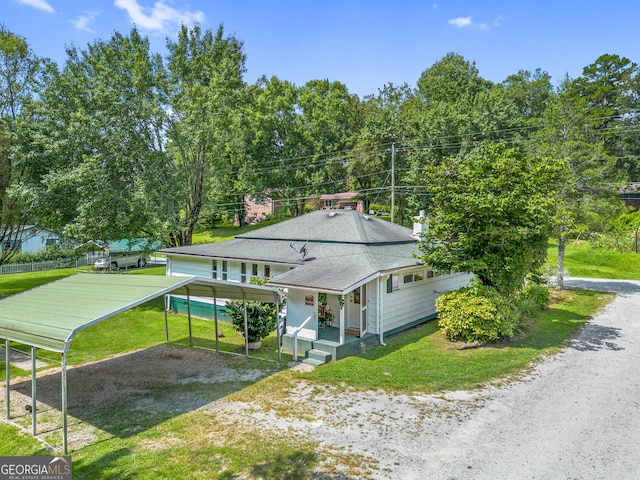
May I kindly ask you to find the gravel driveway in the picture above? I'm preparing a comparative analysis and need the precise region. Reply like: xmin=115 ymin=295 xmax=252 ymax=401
xmin=426 ymin=277 xmax=640 ymax=479
xmin=239 ymin=278 xmax=640 ymax=479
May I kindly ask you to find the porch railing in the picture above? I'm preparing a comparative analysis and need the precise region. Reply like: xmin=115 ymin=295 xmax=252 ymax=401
xmin=291 ymin=314 xmax=315 ymax=362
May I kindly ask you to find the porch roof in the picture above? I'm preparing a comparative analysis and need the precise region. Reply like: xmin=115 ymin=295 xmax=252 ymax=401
xmin=267 ymin=243 xmax=423 ymax=293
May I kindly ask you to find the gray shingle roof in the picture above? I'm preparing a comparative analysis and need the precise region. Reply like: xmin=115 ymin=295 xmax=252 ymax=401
xmin=237 ymin=209 xmax=416 ymax=244
xmin=160 ymin=210 xmax=424 ymax=293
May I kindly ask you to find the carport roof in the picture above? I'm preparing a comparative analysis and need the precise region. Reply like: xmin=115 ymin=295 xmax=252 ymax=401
xmin=0 ymin=274 xmax=281 ymax=353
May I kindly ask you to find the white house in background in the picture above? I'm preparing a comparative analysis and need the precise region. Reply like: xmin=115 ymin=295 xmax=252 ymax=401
xmin=159 ymin=210 xmax=472 ymax=363
xmin=0 ymin=226 xmax=62 ymax=254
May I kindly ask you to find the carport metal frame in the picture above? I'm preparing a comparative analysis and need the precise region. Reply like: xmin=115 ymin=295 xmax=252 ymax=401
xmin=1 ymin=274 xmax=282 ymax=454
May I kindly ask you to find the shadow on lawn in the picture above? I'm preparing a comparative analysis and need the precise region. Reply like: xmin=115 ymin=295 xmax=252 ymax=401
xmin=11 ymin=343 xmax=280 ymax=441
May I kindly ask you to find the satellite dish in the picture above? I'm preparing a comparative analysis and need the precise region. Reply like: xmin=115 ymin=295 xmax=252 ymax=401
xmin=289 ymin=240 xmax=309 ymax=261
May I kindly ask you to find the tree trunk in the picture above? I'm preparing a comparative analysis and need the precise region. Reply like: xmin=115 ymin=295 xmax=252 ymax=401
xmin=556 ymin=236 xmax=566 ymax=290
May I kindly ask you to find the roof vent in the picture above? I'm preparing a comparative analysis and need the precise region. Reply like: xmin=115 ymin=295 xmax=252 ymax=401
xmin=328 ymin=211 xmax=338 ymax=217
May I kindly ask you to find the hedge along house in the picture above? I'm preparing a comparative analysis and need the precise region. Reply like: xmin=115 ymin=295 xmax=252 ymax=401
xmin=160 ymin=210 xmax=472 ymax=364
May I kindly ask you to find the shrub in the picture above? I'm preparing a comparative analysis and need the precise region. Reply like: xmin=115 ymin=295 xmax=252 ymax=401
xmin=225 ymin=300 xmax=278 ymax=342
xmin=435 ymin=284 xmax=519 ymax=343
xmin=518 ymin=283 xmax=550 ymax=314
xmin=9 ymin=244 xmax=77 ymax=264
xmin=224 ymin=277 xmax=282 ymax=343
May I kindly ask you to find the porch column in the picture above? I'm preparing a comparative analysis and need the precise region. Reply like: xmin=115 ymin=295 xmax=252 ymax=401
xmin=377 ymin=276 xmax=385 ymax=345
xmin=339 ymin=298 xmax=345 ymax=345
xmin=276 ymin=298 xmax=281 ymax=365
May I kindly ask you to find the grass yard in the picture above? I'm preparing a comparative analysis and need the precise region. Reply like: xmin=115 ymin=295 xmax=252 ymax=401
xmin=235 ymin=289 xmax=611 ymax=400
xmin=546 ymin=242 xmax=640 ymax=280
xmin=192 ymin=217 xmax=289 ymax=244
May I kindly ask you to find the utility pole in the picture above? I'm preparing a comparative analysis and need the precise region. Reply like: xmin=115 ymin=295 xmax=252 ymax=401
xmin=391 ymin=142 xmax=396 ymax=224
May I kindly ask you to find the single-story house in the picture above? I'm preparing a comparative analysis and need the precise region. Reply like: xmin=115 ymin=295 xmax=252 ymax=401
xmin=308 ymin=191 xmax=363 ymax=212
xmin=620 ymin=183 xmax=640 ymax=209
xmin=0 ymin=226 xmax=62 ymax=254
xmin=160 ymin=210 xmax=472 ymax=363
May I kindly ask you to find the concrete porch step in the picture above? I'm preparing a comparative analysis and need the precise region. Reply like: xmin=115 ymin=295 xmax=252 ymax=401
xmin=302 ymin=349 xmax=332 ymax=366
xmin=302 ymin=357 xmax=325 ymax=366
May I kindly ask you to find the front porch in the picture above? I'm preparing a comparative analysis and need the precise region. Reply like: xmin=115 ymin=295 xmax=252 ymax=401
xmin=282 ymin=325 xmax=379 ymax=364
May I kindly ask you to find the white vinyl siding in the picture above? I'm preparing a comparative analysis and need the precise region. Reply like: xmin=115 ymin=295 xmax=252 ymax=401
xmin=168 ymin=255 xmax=291 ymax=284
xmin=168 ymin=256 xmax=213 ymax=277
xmin=381 ymin=272 xmax=472 ymax=333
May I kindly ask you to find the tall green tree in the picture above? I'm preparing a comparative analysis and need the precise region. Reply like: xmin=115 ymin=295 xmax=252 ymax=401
xmin=349 ymin=83 xmax=412 ymax=215
xmin=499 ymin=68 xmax=553 ymax=122
xmin=0 ymin=26 xmax=50 ymax=265
xmin=166 ymin=24 xmax=250 ymax=236
xmin=532 ymin=77 xmax=619 ymax=288
xmin=19 ymin=28 xmax=171 ymax=246
xmin=403 ymin=53 xmax=524 ymax=224
xmin=242 ymin=76 xmax=302 ymax=217
xmin=418 ymin=142 xmax=563 ymax=295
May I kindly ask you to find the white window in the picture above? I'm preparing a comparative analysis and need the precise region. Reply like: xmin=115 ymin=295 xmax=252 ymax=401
xmin=212 ymin=259 xmax=218 ymax=279
xmin=241 ymin=263 xmax=247 ymax=283
xmin=222 ymin=261 xmax=228 ymax=280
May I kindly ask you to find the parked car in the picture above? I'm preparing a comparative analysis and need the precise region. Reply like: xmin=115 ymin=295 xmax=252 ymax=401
xmin=94 ymin=254 xmax=146 ymax=270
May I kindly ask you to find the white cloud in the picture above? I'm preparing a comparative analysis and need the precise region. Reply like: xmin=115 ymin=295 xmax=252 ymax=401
xmin=448 ymin=16 xmax=472 ymax=28
xmin=114 ymin=0 xmax=205 ymax=31
xmin=71 ymin=10 xmax=102 ymax=32
xmin=17 ymin=0 xmax=54 ymax=13
xmin=448 ymin=15 xmax=503 ymax=30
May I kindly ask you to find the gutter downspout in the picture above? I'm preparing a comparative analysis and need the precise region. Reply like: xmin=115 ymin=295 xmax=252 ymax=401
xmin=377 ymin=276 xmax=386 ymax=346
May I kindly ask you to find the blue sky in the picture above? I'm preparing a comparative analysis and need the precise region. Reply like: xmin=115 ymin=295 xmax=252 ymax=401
xmin=2 ymin=0 xmax=639 ymax=97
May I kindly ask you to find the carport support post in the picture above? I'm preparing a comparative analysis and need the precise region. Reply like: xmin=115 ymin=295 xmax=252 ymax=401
xmin=164 ymin=295 xmax=169 ymax=342
xmin=186 ymin=286 xmax=193 ymax=347
xmin=243 ymin=295 xmax=249 ymax=357
xmin=5 ymin=339 xmax=10 ymax=420
xmin=212 ymin=288 xmax=219 ymax=352
xmin=61 ymin=352 xmax=68 ymax=455
xmin=31 ymin=346 xmax=36 ymax=436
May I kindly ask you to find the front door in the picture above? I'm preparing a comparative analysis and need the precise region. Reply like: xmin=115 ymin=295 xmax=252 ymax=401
xmin=347 ymin=286 xmax=367 ymax=336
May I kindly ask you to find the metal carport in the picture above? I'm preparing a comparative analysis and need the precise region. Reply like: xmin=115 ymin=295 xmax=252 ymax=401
xmin=0 ymin=273 xmax=282 ymax=453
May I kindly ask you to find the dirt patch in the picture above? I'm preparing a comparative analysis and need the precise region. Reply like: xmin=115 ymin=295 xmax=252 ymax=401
xmin=1 ymin=344 xmax=279 ymax=450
